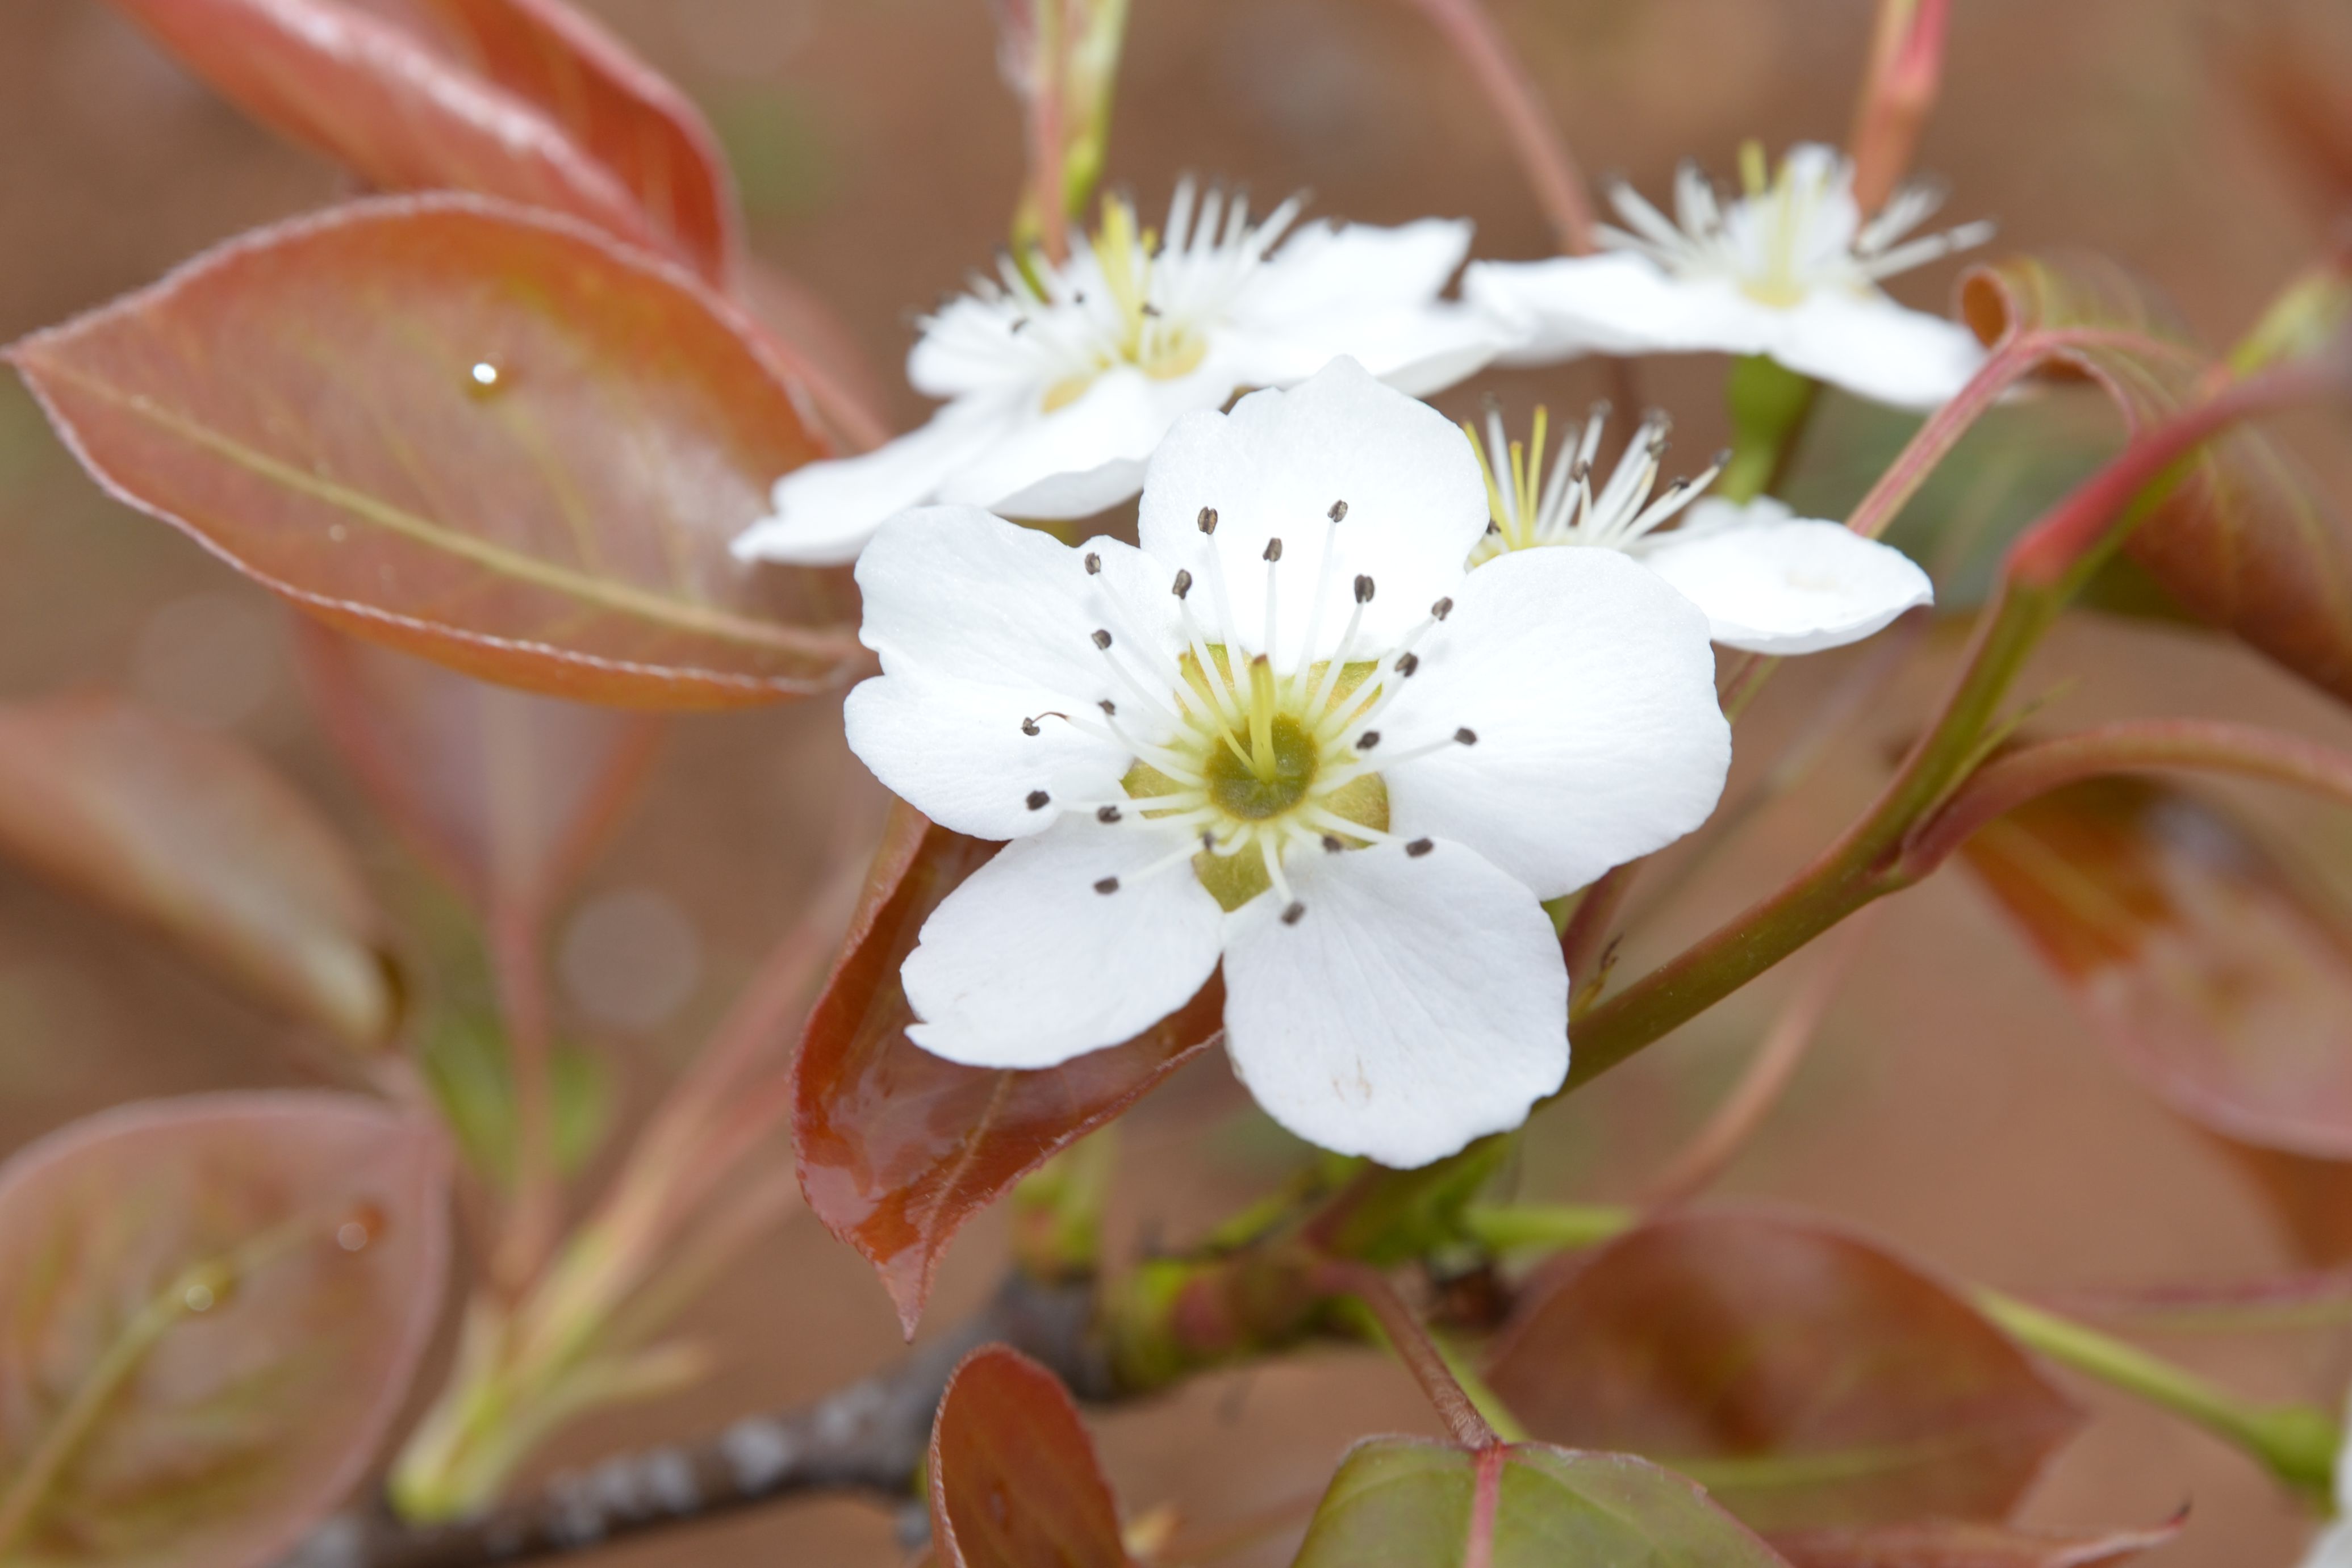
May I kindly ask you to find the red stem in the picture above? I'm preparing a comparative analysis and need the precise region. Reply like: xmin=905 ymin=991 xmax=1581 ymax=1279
xmin=1902 ymin=719 xmax=2352 ymax=876
xmin=1846 ymin=0 xmax=1953 ymax=218
xmin=1315 ymin=1260 xmax=1498 ymax=1450
xmin=1393 ymin=0 xmax=1598 ymax=255
xmin=488 ymin=897 xmax=560 ymax=1295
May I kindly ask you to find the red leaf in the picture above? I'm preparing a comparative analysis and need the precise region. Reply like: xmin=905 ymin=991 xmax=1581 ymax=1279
xmin=104 ymin=0 xmax=672 ymax=260
xmin=1770 ymin=1516 xmax=2182 ymax=1567
xmin=293 ymin=621 xmax=660 ymax=918
xmin=0 ymin=692 xmax=396 ymax=1048
xmin=0 ymin=1092 xmax=450 ymax=1566
xmin=794 ymin=806 xmax=1224 ymax=1334
xmin=408 ymin=0 xmax=741 ymax=281
xmin=1292 ymin=1438 xmax=1787 ymax=1567
xmin=928 ymin=1345 xmax=1130 ymax=1568
xmin=1962 ymin=255 xmax=2352 ymax=705
xmin=9 ymin=195 xmax=858 ymax=709
xmin=1486 ymin=1210 xmax=2082 ymax=1533
xmin=1960 ymin=776 xmax=2352 ymax=1157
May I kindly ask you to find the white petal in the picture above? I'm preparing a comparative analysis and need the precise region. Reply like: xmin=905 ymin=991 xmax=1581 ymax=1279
xmin=939 ymin=367 xmax=1186 ymax=520
xmin=849 ymin=508 xmax=1181 ymax=836
xmin=1135 ymin=358 xmax=1486 ymax=667
xmin=1220 ymin=840 xmax=1568 ymax=1168
xmin=1227 ymin=304 xmax=1501 ymax=400
xmin=1378 ymin=547 xmax=1730 ymax=901
xmin=1464 ymin=254 xmax=1778 ymax=365
xmin=1766 ymin=289 xmax=1985 ymax=409
xmin=1242 ymin=218 xmax=1473 ymax=317
xmin=732 ymin=401 xmax=1006 ymax=566
xmin=903 ymin=818 xmax=1225 ymax=1069
xmin=1637 ymin=500 xmax=1934 ymax=654
xmin=908 ymin=295 xmax=1030 ymax=399
xmin=2305 ymin=1523 xmax=2352 ymax=1568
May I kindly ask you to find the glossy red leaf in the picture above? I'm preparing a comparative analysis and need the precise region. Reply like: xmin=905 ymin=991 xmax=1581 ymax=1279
xmin=0 ymin=1092 xmax=451 ymax=1566
xmin=1291 ymin=1439 xmax=1787 ymax=1568
xmin=1961 ymin=776 xmax=2352 ymax=1157
xmin=104 ymin=0 xmax=670 ymax=259
xmin=408 ymin=0 xmax=741 ymax=281
xmin=294 ymin=621 xmax=660 ymax=917
xmin=1770 ymin=1517 xmax=2181 ymax=1568
xmin=0 ymin=692 xmax=396 ymax=1048
xmin=1964 ymin=255 xmax=2352 ymax=705
xmin=795 ymin=806 xmax=1225 ymax=1335
xmin=10 ymin=195 xmax=857 ymax=708
xmin=928 ymin=1345 xmax=1130 ymax=1568
xmin=1486 ymin=1211 xmax=2082 ymax=1533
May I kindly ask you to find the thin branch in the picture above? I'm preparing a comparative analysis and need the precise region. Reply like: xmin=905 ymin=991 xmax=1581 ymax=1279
xmin=283 ymin=1278 xmax=1107 ymax=1568
xmin=1391 ymin=0 xmax=1597 ymax=254
xmin=1314 ymin=1260 xmax=1497 ymax=1449
xmin=1846 ymin=0 xmax=1953 ymax=218
xmin=1643 ymin=909 xmax=1878 ymax=1212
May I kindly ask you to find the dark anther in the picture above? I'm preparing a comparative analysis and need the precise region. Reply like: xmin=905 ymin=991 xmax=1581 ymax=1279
xmin=1281 ymin=901 xmax=1307 ymax=925
xmin=1455 ymin=727 xmax=1478 ymax=746
xmin=1569 ymin=461 xmax=1590 ymax=484
xmin=1097 ymin=805 xmax=1123 ymax=823
xmin=1353 ymin=574 xmax=1375 ymax=603
xmin=1396 ymin=652 xmax=1419 ymax=677
xmin=1321 ymin=834 xmax=1344 ymax=852
xmin=1099 ymin=699 xmax=1117 ymax=716
xmin=1197 ymin=506 xmax=1219 ymax=534
xmin=1020 ymin=717 xmax=1041 ymax=736
xmin=1329 ymin=499 xmax=1350 ymax=522
xmin=1356 ymin=730 xmax=1381 ymax=750
xmin=1263 ymin=538 xmax=1284 ymax=563
xmin=1172 ymin=569 xmax=1193 ymax=599
xmin=1092 ymin=628 xmax=1113 ymax=649
xmin=1200 ymin=830 xmax=1217 ymax=850
xmin=1094 ymin=877 xmax=1120 ymax=895
xmin=1431 ymin=597 xmax=1453 ymax=621
xmin=1009 ymin=317 xmax=1029 ymax=334
xmin=1590 ymin=399 xmax=1613 ymax=421
xmin=1486 ymin=521 xmax=1501 ymax=535
xmin=1026 ymin=790 xmax=1051 ymax=810
xmin=1406 ymin=838 xmax=1434 ymax=857
xmin=1711 ymin=447 xmax=1732 ymax=467
xmin=1085 ymin=552 xmax=1102 ymax=575
xmin=1142 ymin=302 xmax=1163 ymax=317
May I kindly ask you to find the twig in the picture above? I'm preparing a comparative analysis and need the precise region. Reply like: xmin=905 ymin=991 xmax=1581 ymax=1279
xmin=1314 ymin=1260 xmax=1497 ymax=1449
xmin=283 ymin=1278 xmax=1108 ymax=1568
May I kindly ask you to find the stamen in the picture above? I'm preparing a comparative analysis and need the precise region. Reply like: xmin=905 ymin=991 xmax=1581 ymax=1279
xmin=1281 ymin=901 xmax=1307 ymax=926
xmin=1406 ymin=838 xmax=1434 ymax=857
xmin=1097 ymin=805 xmax=1123 ymax=823
xmin=1172 ymin=570 xmax=1193 ymax=599
xmin=1355 ymin=574 xmax=1375 ymax=603
xmin=1328 ymin=499 xmax=1349 ymax=521
xmin=1026 ymin=790 xmax=1051 ymax=810
xmin=1432 ymin=597 xmax=1453 ymax=620
xmin=1321 ymin=834 xmax=1344 ymax=852
xmin=1246 ymin=654 xmax=1279 ymax=781
xmin=1356 ymin=731 xmax=1380 ymax=750
xmin=1094 ymin=877 xmax=1119 ymax=894
xmin=1084 ymin=551 xmax=1102 ymax=575
xmin=1021 ymin=717 xmax=1041 ymax=736
xmin=1261 ymin=541 xmax=1282 ymax=675
xmin=1092 ymin=628 xmax=1113 ymax=649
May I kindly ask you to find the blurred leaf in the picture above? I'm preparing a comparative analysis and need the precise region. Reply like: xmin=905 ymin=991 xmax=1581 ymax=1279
xmin=795 ymin=805 xmax=1223 ymax=1334
xmin=1961 ymin=254 xmax=2352 ymax=705
xmin=294 ymin=622 xmax=661 ymax=917
xmin=0 ymin=692 xmax=395 ymax=1048
xmin=406 ymin=0 xmax=741 ymax=279
xmin=103 ymin=0 xmax=676 ymax=264
xmin=417 ymin=1007 xmax=610 ymax=1186
xmin=1290 ymin=1439 xmax=1786 ymax=1567
xmin=9 ymin=194 xmax=857 ymax=708
xmin=1485 ymin=1210 xmax=2081 ymax=1533
xmin=0 ymin=1092 xmax=450 ymax=1565
xmin=1770 ymin=1517 xmax=2180 ymax=1567
xmin=1961 ymin=776 xmax=2352 ymax=1158
xmin=928 ymin=1345 xmax=1130 ymax=1568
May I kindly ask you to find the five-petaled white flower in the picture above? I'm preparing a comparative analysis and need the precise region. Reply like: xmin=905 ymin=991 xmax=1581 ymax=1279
xmin=1466 ymin=402 xmax=1933 ymax=654
xmin=845 ymin=359 xmax=1731 ymax=1167
xmin=1464 ymin=143 xmax=1994 ymax=409
xmin=732 ymin=183 xmax=1499 ymax=567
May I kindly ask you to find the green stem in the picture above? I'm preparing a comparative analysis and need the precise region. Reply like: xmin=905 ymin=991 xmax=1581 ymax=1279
xmin=1974 ymin=1290 xmax=2340 ymax=1499
xmin=1459 ymin=1202 xmax=1634 ymax=1254
xmin=1716 ymin=355 xmax=1819 ymax=504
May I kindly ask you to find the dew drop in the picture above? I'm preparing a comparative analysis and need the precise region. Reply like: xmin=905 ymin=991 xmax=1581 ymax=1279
xmin=183 ymin=1282 xmax=215 ymax=1312
xmin=327 ymin=523 xmax=349 ymax=543
xmin=337 ymin=1201 xmax=387 ymax=1252
xmin=466 ymin=359 xmax=504 ymax=397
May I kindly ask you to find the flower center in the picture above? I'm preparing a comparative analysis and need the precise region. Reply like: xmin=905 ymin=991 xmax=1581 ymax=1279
xmin=1462 ymin=403 xmax=1722 ymax=564
xmin=1204 ymin=710 xmax=1318 ymax=819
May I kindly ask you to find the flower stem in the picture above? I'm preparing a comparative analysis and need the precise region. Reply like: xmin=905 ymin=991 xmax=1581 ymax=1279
xmin=1716 ymin=354 xmax=1819 ymax=504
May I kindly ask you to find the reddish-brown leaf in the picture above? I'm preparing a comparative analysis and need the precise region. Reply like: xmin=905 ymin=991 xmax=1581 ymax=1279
xmin=408 ymin=0 xmax=741 ymax=281
xmin=795 ymin=805 xmax=1225 ymax=1334
xmin=1961 ymin=776 xmax=2352 ymax=1157
xmin=0 ymin=1092 xmax=450 ymax=1566
xmin=103 ymin=0 xmax=671 ymax=258
xmin=928 ymin=1345 xmax=1130 ymax=1568
xmin=1291 ymin=1439 xmax=1787 ymax=1568
xmin=1770 ymin=1517 xmax=2182 ymax=1568
xmin=9 ymin=195 xmax=857 ymax=709
xmin=1962 ymin=254 xmax=2352 ymax=704
xmin=1486 ymin=1210 xmax=2082 ymax=1533
xmin=294 ymin=621 xmax=660 ymax=917
xmin=0 ymin=692 xmax=396 ymax=1048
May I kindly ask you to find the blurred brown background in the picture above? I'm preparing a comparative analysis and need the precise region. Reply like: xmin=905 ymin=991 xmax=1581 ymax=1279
xmin=7 ymin=1 xmax=2352 ymax=1562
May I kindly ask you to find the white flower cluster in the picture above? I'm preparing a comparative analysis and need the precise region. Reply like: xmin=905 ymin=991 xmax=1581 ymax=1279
xmin=753 ymin=144 xmax=1982 ymax=1166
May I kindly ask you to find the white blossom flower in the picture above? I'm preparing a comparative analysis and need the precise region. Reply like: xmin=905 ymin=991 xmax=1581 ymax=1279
xmin=732 ymin=184 xmax=1500 ymax=567
xmin=844 ymin=360 xmax=1731 ymax=1167
xmin=1464 ymin=143 xmax=1994 ymax=409
xmin=1465 ymin=402 xmax=1932 ymax=655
